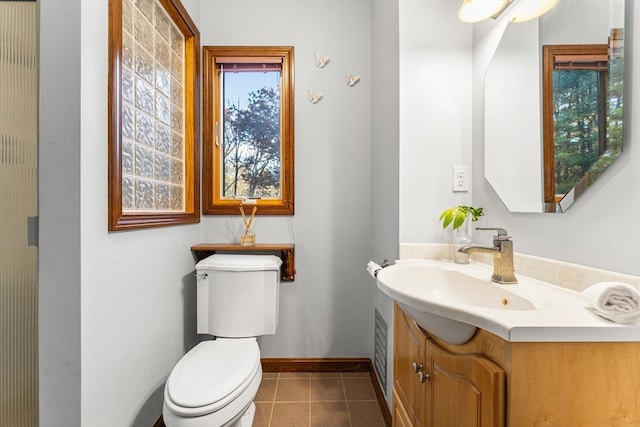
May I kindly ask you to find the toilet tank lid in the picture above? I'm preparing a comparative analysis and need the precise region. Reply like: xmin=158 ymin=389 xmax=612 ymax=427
xmin=196 ymin=254 xmax=282 ymax=271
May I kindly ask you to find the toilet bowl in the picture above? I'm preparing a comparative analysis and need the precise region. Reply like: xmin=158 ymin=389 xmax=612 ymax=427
xmin=163 ymin=338 xmax=262 ymax=427
xmin=162 ymin=254 xmax=282 ymax=427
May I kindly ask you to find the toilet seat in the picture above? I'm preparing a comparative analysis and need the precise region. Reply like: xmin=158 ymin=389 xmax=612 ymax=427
xmin=164 ymin=338 xmax=261 ymax=418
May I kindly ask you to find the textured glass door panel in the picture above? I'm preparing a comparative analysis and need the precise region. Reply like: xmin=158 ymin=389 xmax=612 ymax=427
xmin=0 ymin=2 xmax=38 ymax=426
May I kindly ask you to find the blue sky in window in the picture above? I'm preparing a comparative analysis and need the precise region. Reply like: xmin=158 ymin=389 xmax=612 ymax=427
xmin=223 ymin=70 xmax=280 ymax=109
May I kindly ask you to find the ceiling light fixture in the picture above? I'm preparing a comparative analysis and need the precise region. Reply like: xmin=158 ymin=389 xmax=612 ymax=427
xmin=458 ymin=0 xmax=559 ymax=24
xmin=458 ymin=0 xmax=513 ymax=23
xmin=509 ymin=0 xmax=559 ymax=23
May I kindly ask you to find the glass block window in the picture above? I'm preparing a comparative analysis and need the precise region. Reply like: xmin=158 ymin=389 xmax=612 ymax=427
xmin=109 ymin=0 xmax=200 ymax=230
xmin=122 ymin=0 xmax=185 ymax=211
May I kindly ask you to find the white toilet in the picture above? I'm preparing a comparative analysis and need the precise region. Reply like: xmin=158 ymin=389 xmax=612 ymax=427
xmin=163 ymin=254 xmax=282 ymax=427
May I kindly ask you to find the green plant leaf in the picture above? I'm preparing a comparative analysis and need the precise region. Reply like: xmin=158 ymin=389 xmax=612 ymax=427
xmin=438 ymin=205 xmax=484 ymax=230
xmin=439 ymin=208 xmax=456 ymax=229
xmin=468 ymin=206 xmax=484 ymax=222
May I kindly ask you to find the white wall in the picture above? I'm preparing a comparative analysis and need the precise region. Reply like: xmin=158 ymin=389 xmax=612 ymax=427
xmin=471 ymin=0 xmax=640 ymax=277
xmin=399 ymin=0 xmax=474 ymax=244
xmin=42 ymin=0 xmax=374 ymax=425
xmin=198 ymin=0 xmax=374 ymax=359
xmin=39 ymin=0 xmax=82 ymax=425
xmin=40 ymin=0 xmax=204 ymax=426
xmin=371 ymin=0 xmax=400 ymax=403
xmin=81 ymin=0 xmax=204 ymax=425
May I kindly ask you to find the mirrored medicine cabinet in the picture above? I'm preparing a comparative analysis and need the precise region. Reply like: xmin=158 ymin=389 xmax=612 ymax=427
xmin=484 ymin=0 xmax=625 ymax=213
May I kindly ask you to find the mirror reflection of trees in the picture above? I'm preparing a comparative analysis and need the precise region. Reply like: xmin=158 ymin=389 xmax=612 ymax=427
xmin=543 ymin=41 xmax=624 ymax=211
xmin=223 ymin=86 xmax=281 ymax=199
xmin=553 ymin=69 xmax=603 ymax=195
xmin=552 ymin=53 xmax=623 ymax=197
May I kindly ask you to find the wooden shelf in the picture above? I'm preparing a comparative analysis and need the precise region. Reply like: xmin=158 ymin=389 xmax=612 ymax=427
xmin=190 ymin=243 xmax=296 ymax=281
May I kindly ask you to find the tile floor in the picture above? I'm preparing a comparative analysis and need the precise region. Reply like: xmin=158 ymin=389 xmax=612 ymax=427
xmin=253 ymin=371 xmax=388 ymax=427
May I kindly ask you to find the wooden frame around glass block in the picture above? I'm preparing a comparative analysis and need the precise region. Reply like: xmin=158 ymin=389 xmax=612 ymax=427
xmin=108 ymin=0 xmax=200 ymax=230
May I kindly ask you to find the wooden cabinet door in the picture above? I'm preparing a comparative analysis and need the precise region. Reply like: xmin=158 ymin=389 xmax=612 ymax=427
xmin=393 ymin=388 xmax=415 ymax=427
xmin=394 ymin=305 xmax=428 ymax=427
xmin=425 ymin=338 xmax=505 ymax=427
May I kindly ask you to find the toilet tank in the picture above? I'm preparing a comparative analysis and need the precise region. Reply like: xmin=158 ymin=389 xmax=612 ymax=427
xmin=195 ymin=254 xmax=282 ymax=337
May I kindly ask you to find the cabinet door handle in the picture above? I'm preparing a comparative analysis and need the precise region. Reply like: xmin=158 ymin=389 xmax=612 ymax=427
xmin=418 ymin=372 xmax=430 ymax=383
xmin=412 ymin=362 xmax=423 ymax=373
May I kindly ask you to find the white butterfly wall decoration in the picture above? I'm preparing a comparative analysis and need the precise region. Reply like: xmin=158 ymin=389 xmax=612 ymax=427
xmin=315 ymin=52 xmax=329 ymax=68
xmin=308 ymin=89 xmax=323 ymax=104
xmin=346 ymin=70 xmax=360 ymax=87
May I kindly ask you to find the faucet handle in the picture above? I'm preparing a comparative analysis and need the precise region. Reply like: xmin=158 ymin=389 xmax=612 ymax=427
xmin=475 ymin=227 xmax=511 ymax=240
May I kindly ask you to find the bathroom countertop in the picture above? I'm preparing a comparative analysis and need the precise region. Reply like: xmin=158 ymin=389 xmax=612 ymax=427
xmin=447 ymin=264 xmax=640 ymax=343
xmin=381 ymin=252 xmax=640 ymax=343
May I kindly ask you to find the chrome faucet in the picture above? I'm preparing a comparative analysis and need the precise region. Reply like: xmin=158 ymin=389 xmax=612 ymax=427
xmin=458 ymin=227 xmax=517 ymax=284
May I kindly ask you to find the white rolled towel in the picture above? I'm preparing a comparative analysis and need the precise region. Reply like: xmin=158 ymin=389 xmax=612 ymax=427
xmin=582 ymin=282 xmax=640 ymax=324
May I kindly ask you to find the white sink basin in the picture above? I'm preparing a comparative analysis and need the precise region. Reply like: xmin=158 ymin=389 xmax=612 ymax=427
xmin=376 ymin=259 xmax=557 ymax=344
xmin=377 ymin=260 xmax=541 ymax=344
xmin=383 ymin=263 xmax=537 ymax=310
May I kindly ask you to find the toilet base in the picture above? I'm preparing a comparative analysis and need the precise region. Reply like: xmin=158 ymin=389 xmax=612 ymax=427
xmin=163 ymin=402 xmax=256 ymax=427
xmin=163 ymin=400 xmax=255 ymax=427
xmin=233 ymin=402 xmax=255 ymax=427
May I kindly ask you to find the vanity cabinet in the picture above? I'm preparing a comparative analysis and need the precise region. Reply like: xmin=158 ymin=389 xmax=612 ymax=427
xmin=393 ymin=303 xmax=428 ymax=427
xmin=393 ymin=304 xmax=505 ymax=427
xmin=394 ymin=303 xmax=640 ymax=426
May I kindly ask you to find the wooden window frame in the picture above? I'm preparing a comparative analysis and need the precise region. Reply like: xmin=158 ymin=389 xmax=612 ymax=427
xmin=108 ymin=0 xmax=200 ymax=231
xmin=202 ymin=46 xmax=295 ymax=216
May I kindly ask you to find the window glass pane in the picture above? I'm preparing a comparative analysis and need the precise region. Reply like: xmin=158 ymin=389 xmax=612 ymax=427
xmin=123 ymin=0 xmax=186 ymax=212
xmin=202 ymin=46 xmax=293 ymax=215
xmin=110 ymin=0 xmax=200 ymax=230
xmin=220 ymin=66 xmax=281 ymax=200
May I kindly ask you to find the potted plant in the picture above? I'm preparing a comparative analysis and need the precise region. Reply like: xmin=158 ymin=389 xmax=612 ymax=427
xmin=439 ymin=206 xmax=484 ymax=263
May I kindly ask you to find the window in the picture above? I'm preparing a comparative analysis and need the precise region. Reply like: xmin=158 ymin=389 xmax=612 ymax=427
xmin=108 ymin=0 xmax=200 ymax=230
xmin=202 ymin=46 xmax=294 ymax=215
